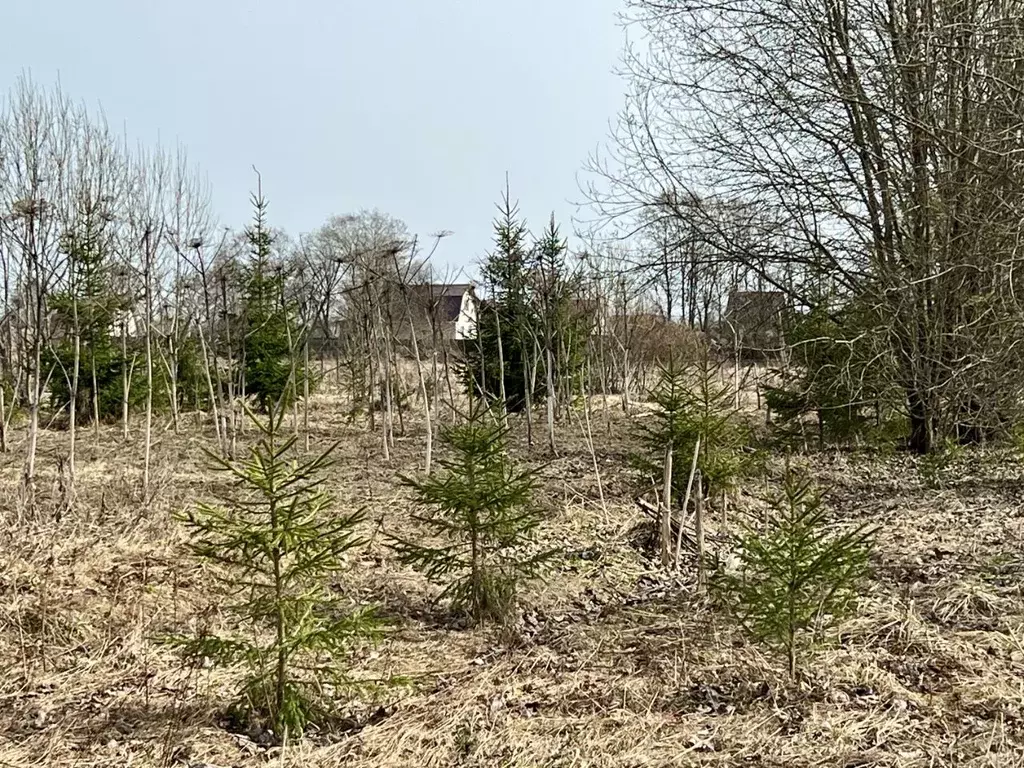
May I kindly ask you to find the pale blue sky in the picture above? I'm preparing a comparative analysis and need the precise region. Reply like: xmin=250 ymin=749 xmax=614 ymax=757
xmin=2 ymin=1 xmax=625 ymax=276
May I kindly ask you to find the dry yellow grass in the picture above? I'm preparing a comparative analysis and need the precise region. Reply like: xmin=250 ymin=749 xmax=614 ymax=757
xmin=1 ymin=392 xmax=1024 ymax=767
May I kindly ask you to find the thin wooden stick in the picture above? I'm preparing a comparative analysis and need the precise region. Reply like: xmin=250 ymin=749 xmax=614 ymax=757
xmin=675 ymin=435 xmax=701 ymax=570
xmin=661 ymin=444 xmax=673 ymax=567
xmin=695 ymin=471 xmax=706 ymax=593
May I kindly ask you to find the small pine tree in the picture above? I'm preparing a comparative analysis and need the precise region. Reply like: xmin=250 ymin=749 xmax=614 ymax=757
xmin=716 ymin=465 xmax=874 ymax=677
xmin=631 ymin=356 xmax=691 ymax=504
xmin=764 ymin=300 xmax=895 ymax=446
xmin=389 ymin=407 xmax=553 ymax=624
xmin=167 ymin=405 xmax=384 ymax=740
xmin=632 ymin=352 xmax=748 ymax=506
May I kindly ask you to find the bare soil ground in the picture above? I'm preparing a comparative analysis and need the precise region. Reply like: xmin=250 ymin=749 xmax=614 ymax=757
xmin=2 ymin=392 xmax=1024 ymax=767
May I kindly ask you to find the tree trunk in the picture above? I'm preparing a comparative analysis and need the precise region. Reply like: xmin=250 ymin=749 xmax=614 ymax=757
xmin=143 ymin=235 xmax=154 ymax=502
xmin=67 ymin=300 xmax=81 ymax=509
xmin=303 ymin=335 xmax=310 ymax=454
xmin=494 ymin=305 xmax=509 ymax=426
xmin=221 ymin=275 xmax=237 ymax=458
xmin=660 ymin=444 xmax=673 ymax=567
xmin=621 ymin=346 xmax=632 ymax=415
xmin=0 ymin=385 xmax=7 ymax=453
xmin=523 ymin=347 xmax=534 ymax=447
xmin=121 ymin=320 xmax=131 ymax=440
xmin=676 ymin=436 xmax=701 ymax=570
xmin=695 ymin=472 xmax=706 ymax=593
xmin=24 ymin=337 xmax=42 ymax=503
xmin=167 ymin=338 xmax=179 ymax=433
xmin=906 ymin=385 xmax=933 ymax=454
xmin=91 ymin=353 xmax=100 ymax=436
xmin=406 ymin=314 xmax=433 ymax=473
xmin=545 ymin=344 xmax=556 ymax=455
xmin=197 ymin=324 xmax=225 ymax=456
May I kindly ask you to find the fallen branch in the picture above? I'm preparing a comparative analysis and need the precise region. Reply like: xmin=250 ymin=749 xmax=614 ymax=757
xmin=636 ymin=497 xmax=698 ymax=551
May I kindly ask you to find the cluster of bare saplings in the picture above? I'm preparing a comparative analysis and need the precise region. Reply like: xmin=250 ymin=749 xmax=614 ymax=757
xmin=0 ymin=76 xmax=714 ymax=515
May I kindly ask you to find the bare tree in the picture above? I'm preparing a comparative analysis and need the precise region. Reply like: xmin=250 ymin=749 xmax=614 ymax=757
xmin=389 ymin=233 xmax=453 ymax=472
xmin=52 ymin=109 xmax=126 ymax=505
xmin=160 ymin=146 xmax=212 ymax=433
xmin=587 ymin=0 xmax=1024 ymax=452
xmin=182 ymin=234 xmax=226 ymax=452
xmin=123 ymin=146 xmax=169 ymax=501
xmin=0 ymin=77 xmax=75 ymax=505
xmin=300 ymin=214 xmax=356 ymax=374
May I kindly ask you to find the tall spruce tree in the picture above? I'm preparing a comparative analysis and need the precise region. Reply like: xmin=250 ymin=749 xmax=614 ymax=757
xmin=48 ymin=213 xmax=131 ymax=421
xmin=463 ymin=189 xmax=541 ymax=413
xmin=241 ymin=188 xmax=303 ymax=412
xmin=531 ymin=215 xmax=587 ymax=448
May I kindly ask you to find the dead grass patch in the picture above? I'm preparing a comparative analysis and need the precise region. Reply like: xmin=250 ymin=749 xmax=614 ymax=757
xmin=0 ymin=400 xmax=1023 ymax=766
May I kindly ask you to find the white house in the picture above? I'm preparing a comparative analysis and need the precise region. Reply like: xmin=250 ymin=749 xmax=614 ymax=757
xmin=404 ymin=283 xmax=478 ymax=342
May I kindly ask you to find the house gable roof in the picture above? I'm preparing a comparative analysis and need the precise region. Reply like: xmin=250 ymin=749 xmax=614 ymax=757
xmin=725 ymin=291 xmax=787 ymax=327
xmin=408 ymin=283 xmax=476 ymax=324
